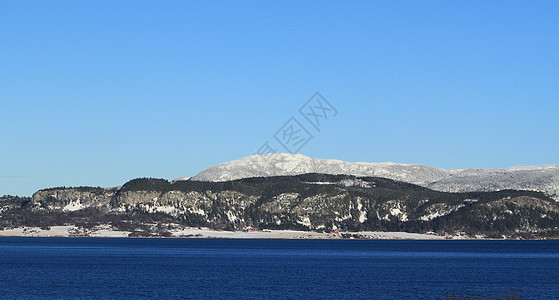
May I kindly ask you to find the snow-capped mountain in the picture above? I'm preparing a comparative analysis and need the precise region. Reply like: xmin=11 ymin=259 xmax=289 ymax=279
xmin=189 ymin=153 xmax=559 ymax=199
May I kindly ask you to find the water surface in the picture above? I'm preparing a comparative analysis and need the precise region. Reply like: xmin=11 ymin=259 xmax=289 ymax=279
xmin=0 ymin=238 xmax=557 ymax=299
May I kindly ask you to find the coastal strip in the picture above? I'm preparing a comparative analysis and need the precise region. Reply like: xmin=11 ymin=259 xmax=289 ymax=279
xmin=1 ymin=225 xmax=457 ymax=240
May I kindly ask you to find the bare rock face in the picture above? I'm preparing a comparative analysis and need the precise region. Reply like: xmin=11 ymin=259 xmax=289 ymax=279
xmin=189 ymin=153 xmax=559 ymax=200
xmin=117 ymin=191 xmax=161 ymax=206
xmin=119 ymin=189 xmax=260 ymax=225
xmin=31 ymin=187 xmax=116 ymax=211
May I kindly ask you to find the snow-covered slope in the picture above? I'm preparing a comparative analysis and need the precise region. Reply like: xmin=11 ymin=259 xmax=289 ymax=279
xmin=188 ymin=153 xmax=559 ymax=200
xmin=427 ymin=166 xmax=559 ymax=197
xmin=191 ymin=153 xmax=450 ymax=185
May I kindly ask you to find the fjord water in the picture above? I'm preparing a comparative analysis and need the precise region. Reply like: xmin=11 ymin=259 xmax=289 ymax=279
xmin=0 ymin=238 xmax=557 ymax=299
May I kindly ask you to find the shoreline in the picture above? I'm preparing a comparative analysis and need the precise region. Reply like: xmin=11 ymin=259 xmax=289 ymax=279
xmin=0 ymin=225 xmax=482 ymax=240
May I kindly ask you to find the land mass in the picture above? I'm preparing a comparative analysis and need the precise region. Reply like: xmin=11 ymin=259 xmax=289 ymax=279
xmin=1 ymin=173 xmax=558 ymax=239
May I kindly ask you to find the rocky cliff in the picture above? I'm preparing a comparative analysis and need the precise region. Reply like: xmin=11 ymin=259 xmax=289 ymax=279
xmin=31 ymin=187 xmax=116 ymax=211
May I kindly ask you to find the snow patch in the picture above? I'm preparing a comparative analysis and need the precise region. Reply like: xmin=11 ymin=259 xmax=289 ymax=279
xmin=419 ymin=204 xmax=465 ymax=221
xmin=297 ymin=216 xmax=312 ymax=227
xmin=63 ymin=201 xmax=85 ymax=212
xmin=226 ymin=210 xmax=238 ymax=222
xmin=357 ymin=198 xmax=367 ymax=223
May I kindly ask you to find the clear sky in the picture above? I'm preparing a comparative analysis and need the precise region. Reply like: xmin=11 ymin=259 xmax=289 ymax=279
xmin=1 ymin=1 xmax=558 ymax=196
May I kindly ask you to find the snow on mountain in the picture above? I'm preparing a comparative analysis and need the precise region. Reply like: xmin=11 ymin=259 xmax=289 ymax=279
xmin=173 ymin=176 xmax=192 ymax=182
xmin=190 ymin=153 xmax=449 ymax=185
xmin=427 ymin=166 xmax=559 ymax=197
xmin=187 ymin=153 xmax=559 ymax=200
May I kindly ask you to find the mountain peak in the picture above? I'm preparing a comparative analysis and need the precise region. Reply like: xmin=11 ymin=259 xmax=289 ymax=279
xmin=190 ymin=153 xmax=447 ymax=184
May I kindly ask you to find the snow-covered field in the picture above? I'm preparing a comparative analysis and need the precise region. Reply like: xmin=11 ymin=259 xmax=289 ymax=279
xmin=0 ymin=226 xmax=130 ymax=238
xmin=0 ymin=226 xmax=73 ymax=237
xmin=0 ymin=226 xmax=449 ymax=239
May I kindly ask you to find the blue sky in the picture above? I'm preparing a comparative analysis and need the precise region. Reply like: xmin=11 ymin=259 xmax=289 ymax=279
xmin=1 ymin=1 xmax=558 ymax=196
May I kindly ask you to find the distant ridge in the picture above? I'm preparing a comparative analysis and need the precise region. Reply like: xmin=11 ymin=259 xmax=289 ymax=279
xmin=188 ymin=153 xmax=559 ymax=200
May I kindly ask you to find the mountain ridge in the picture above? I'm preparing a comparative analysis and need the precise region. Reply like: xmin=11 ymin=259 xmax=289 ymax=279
xmin=190 ymin=153 xmax=559 ymax=200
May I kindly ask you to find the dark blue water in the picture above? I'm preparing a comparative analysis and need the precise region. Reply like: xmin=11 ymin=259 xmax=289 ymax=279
xmin=0 ymin=238 xmax=558 ymax=299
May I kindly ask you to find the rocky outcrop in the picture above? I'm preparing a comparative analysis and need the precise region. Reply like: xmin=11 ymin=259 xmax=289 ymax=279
xmin=117 ymin=191 xmax=161 ymax=205
xmin=31 ymin=187 xmax=116 ymax=211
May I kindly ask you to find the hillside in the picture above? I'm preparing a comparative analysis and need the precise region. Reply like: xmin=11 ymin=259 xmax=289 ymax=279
xmin=1 ymin=174 xmax=558 ymax=239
